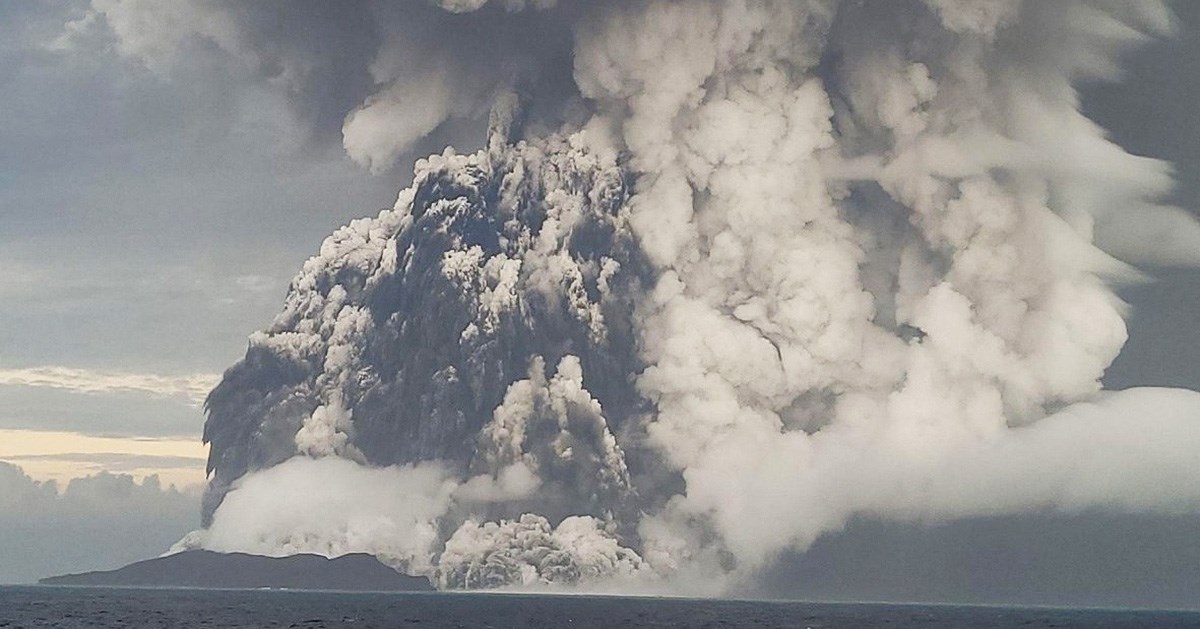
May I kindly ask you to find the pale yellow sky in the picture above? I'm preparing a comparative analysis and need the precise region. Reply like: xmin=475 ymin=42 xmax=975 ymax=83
xmin=0 ymin=429 xmax=208 ymax=490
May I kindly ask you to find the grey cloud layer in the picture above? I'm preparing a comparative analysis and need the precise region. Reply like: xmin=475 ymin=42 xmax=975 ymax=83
xmin=0 ymin=367 xmax=217 ymax=406
xmin=0 ymin=388 xmax=204 ymax=438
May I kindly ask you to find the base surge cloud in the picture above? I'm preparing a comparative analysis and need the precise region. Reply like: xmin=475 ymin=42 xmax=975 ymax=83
xmin=81 ymin=0 xmax=1200 ymax=592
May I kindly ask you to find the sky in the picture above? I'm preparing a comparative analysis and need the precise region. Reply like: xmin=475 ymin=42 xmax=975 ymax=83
xmin=0 ymin=1 xmax=406 ymax=488
xmin=0 ymin=0 xmax=1198 ymax=593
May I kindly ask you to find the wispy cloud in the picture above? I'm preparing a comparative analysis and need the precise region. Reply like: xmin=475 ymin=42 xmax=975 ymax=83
xmin=0 ymin=367 xmax=219 ymax=406
xmin=0 ymin=429 xmax=208 ymax=489
xmin=4 ymin=452 xmax=205 ymax=468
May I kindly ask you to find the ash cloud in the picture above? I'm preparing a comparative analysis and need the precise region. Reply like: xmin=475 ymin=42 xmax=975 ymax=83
xmin=75 ymin=0 xmax=1200 ymax=593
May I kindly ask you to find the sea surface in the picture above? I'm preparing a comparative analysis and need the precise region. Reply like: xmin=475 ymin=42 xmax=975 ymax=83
xmin=2 ymin=586 xmax=1199 ymax=628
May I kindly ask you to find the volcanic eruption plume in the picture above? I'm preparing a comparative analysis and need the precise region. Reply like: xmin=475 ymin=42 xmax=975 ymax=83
xmin=75 ymin=0 xmax=1200 ymax=591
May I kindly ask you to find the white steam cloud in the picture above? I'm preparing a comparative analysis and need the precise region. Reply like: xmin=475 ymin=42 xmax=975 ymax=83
xmin=76 ymin=0 xmax=1200 ymax=594
xmin=175 ymin=457 xmax=458 ymax=575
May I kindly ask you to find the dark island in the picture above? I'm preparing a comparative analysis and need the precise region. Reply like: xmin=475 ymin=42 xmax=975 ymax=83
xmin=39 ymin=550 xmax=435 ymax=592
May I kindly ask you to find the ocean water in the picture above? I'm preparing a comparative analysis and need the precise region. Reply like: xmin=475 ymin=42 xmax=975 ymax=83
xmin=1 ymin=587 xmax=1198 ymax=628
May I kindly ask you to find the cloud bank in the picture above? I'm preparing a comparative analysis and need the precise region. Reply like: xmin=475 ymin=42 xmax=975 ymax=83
xmin=0 ymin=462 xmax=198 ymax=584
xmin=72 ymin=0 xmax=1200 ymax=594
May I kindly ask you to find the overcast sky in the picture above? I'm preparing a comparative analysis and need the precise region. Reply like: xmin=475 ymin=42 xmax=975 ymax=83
xmin=1 ymin=0 xmax=1198 ymax=592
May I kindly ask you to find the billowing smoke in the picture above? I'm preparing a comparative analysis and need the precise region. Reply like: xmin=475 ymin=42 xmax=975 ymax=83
xmin=173 ymin=457 xmax=458 ymax=575
xmin=86 ymin=0 xmax=1200 ymax=591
